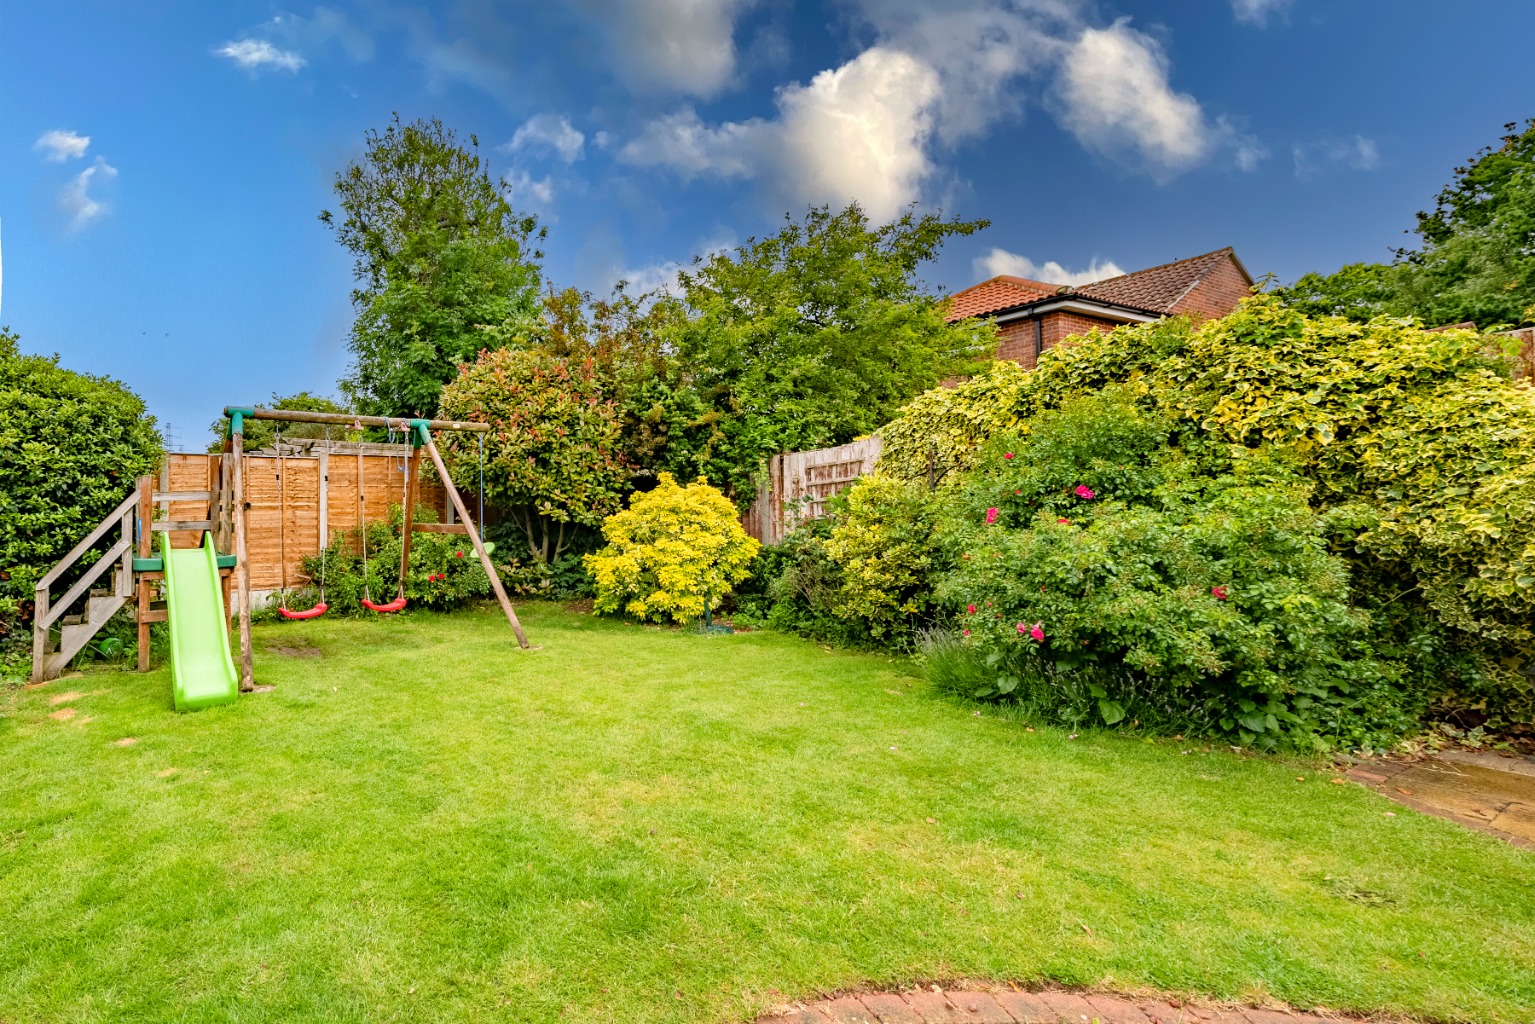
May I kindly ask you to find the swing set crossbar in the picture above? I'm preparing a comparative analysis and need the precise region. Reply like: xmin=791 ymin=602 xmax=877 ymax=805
xmin=224 ymin=407 xmax=491 ymax=434
xmin=219 ymin=404 xmax=528 ymax=695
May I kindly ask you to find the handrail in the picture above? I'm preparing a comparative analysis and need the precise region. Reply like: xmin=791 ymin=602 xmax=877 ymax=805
xmin=37 ymin=535 xmax=132 ymax=631
xmin=35 ymin=490 xmax=140 ymax=590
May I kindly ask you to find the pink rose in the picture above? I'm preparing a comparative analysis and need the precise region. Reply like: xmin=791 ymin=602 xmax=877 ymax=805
xmin=984 ymin=507 xmax=999 ymax=524
xmin=966 ymin=604 xmax=976 ymax=615
xmin=962 ymin=629 xmax=970 ymax=637
xmin=1074 ymin=485 xmax=1095 ymax=500
xmin=1003 ymin=452 xmax=1015 ymax=460
xmin=1057 ymin=518 xmax=1070 ymax=524
xmin=456 ymin=551 xmax=465 ymax=558
xmin=1029 ymin=623 xmax=1045 ymax=642
xmin=1015 ymin=622 xmax=1027 ymax=634
xmin=1211 ymin=585 xmax=1229 ymax=601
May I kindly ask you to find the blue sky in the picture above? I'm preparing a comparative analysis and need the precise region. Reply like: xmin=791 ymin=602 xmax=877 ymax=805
xmin=5 ymin=0 xmax=1532 ymax=447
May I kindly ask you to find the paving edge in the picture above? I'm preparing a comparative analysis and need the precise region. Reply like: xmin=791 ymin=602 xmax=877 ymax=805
xmin=761 ymin=982 xmax=1424 ymax=1024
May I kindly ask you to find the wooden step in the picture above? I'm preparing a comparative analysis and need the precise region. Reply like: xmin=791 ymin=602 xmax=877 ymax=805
xmin=44 ymin=594 xmax=128 ymax=678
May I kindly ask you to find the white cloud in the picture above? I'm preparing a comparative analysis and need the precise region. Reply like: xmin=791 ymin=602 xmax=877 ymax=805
xmin=216 ymin=38 xmax=307 ymax=72
xmin=507 ymin=114 xmax=586 ymax=163
xmin=60 ymin=158 xmax=117 ymax=230
xmin=1293 ymin=134 xmax=1380 ymax=178
xmin=620 ymin=47 xmax=942 ymax=221
xmin=575 ymin=0 xmax=755 ymax=97
xmin=621 ymin=3 xmax=1256 ymax=211
xmin=619 ymin=107 xmax=763 ymax=180
xmin=974 ymin=249 xmax=1123 ymax=286
xmin=505 ymin=170 xmax=556 ymax=208
xmin=34 ymin=129 xmax=91 ymax=162
xmin=611 ymin=233 xmax=737 ymax=297
xmin=1230 ymin=0 xmax=1291 ymax=26
xmin=1055 ymin=19 xmax=1211 ymax=177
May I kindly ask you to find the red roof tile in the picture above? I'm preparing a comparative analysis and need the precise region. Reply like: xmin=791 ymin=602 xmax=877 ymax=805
xmin=946 ymin=247 xmax=1251 ymax=322
xmin=945 ymin=275 xmax=1060 ymax=321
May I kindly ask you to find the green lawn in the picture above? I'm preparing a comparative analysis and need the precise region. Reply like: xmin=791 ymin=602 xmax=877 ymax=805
xmin=3 ymin=604 xmax=1531 ymax=1023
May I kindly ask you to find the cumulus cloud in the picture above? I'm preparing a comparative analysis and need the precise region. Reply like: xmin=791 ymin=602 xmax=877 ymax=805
xmin=1055 ymin=20 xmax=1211 ymax=177
xmin=217 ymin=38 xmax=307 ymax=71
xmin=505 ymin=170 xmax=556 ymax=208
xmin=507 ymin=114 xmax=586 ymax=163
xmin=621 ymin=3 xmax=1255 ymax=212
xmin=611 ymin=233 xmax=737 ymax=297
xmin=621 ymin=47 xmax=942 ymax=221
xmin=1230 ymin=0 xmax=1291 ymax=26
xmin=575 ymin=0 xmax=755 ymax=97
xmin=974 ymin=249 xmax=1123 ymax=286
xmin=1293 ymin=135 xmax=1381 ymax=179
xmin=34 ymin=129 xmax=91 ymax=162
xmin=60 ymin=158 xmax=117 ymax=230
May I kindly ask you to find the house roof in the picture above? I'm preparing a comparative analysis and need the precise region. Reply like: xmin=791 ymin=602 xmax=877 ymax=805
xmin=946 ymin=275 xmax=1061 ymax=321
xmin=947 ymin=247 xmax=1251 ymax=322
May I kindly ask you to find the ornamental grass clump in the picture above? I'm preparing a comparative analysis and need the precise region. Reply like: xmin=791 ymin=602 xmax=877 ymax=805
xmin=585 ymin=474 xmax=759 ymax=624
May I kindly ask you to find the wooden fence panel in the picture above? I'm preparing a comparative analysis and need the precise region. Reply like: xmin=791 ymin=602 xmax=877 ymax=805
xmin=163 ymin=449 xmax=453 ymax=594
xmin=741 ymin=437 xmax=883 ymax=544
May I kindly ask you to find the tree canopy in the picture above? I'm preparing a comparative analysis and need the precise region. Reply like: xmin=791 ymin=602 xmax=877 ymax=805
xmin=1277 ymin=119 xmax=1535 ymax=329
xmin=436 ymin=347 xmax=628 ymax=564
xmin=665 ymin=204 xmax=995 ymax=501
xmin=323 ymin=115 xmax=545 ymax=417
xmin=205 ymin=392 xmax=356 ymax=452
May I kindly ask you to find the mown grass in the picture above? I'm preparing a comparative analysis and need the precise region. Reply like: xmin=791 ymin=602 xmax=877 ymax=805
xmin=2 ymin=603 xmax=1531 ymax=1023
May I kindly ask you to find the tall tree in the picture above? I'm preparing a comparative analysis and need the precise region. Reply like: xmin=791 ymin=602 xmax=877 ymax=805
xmin=665 ymin=203 xmax=995 ymax=502
xmin=321 ymin=115 xmax=545 ymax=417
xmin=1278 ymin=119 xmax=1535 ymax=329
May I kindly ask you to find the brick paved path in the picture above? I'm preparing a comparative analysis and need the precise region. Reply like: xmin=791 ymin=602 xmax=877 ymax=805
xmin=769 ymin=985 xmax=1389 ymax=1024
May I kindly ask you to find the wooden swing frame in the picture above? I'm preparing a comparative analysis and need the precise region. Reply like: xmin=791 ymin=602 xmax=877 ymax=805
xmin=222 ymin=407 xmax=530 ymax=691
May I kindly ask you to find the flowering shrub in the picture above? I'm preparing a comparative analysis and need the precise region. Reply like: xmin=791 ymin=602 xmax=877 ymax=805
xmin=585 ymin=474 xmax=759 ymax=623
xmin=878 ymin=297 xmax=1535 ymax=734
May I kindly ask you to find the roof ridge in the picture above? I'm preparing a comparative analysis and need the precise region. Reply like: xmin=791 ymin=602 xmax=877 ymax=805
xmin=1075 ymin=246 xmax=1233 ymax=291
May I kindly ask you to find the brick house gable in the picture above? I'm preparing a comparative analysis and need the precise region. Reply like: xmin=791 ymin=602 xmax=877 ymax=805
xmin=945 ymin=248 xmax=1253 ymax=369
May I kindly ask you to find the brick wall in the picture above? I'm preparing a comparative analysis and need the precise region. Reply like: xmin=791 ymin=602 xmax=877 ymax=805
xmin=995 ymin=319 xmax=1040 ymax=368
xmin=1173 ymin=255 xmax=1252 ymax=321
xmin=993 ymin=312 xmax=1120 ymax=367
xmin=1040 ymin=311 xmax=1117 ymax=350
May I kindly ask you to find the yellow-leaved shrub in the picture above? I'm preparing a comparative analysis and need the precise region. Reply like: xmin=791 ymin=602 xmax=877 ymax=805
xmin=585 ymin=474 xmax=760 ymax=623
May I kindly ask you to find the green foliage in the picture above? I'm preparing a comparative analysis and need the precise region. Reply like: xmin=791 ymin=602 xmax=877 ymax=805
xmin=876 ymin=298 xmax=1535 ymax=736
xmin=298 ymin=505 xmax=490 ymax=616
xmin=534 ymin=286 xmax=721 ymax=486
xmin=822 ymin=475 xmax=941 ymax=642
xmin=206 ymin=392 xmax=357 ymax=452
xmin=666 ymin=203 xmax=996 ymax=501
xmin=1275 ymin=119 xmax=1535 ymax=329
xmin=942 ymin=439 xmax=1407 ymax=749
xmin=0 ymin=327 xmax=161 ymax=618
xmin=437 ymin=347 xmax=629 ymax=564
xmin=585 ymin=474 xmax=759 ymax=624
xmin=323 ymin=115 xmax=545 ymax=417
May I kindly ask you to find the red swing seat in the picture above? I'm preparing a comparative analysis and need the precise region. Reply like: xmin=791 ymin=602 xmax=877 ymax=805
xmin=362 ymin=595 xmax=407 ymax=614
xmin=278 ymin=602 xmax=329 ymax=620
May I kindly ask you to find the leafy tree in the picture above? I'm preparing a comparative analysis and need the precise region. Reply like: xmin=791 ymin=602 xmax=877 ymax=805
xmin=537 ymin=285 xmax=717 ymax=486
xmin=666 ymin=203 xmax=995 ymax=502
xmin=322 ymin=115 xmax=545 ymax=417
xmin=436 ymin=347 xmax=628 ymax=563
xmin=205 ymin=392 xmax=357 ymax=452
xmin=0 ymin=328 xmax=161 ymax=644
xmin=1277 ymin=119 xmax=1535 ymax=328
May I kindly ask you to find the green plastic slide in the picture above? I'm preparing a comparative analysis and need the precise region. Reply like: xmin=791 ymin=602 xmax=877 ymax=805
xmin=160 ymin=533 xmax=239 ymax=712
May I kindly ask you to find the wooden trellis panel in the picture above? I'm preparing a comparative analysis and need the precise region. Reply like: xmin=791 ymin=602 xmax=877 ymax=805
xmin=743 ymin=437 xmax=883 ymax=545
